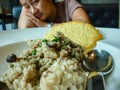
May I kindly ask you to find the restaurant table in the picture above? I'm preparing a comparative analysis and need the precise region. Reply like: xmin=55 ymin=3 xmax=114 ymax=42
xmin=0 ymin=27 xmax=120 ymax=49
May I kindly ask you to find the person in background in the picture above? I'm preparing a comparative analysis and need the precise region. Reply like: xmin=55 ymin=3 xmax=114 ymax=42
xmin=18 ymin=0 xmax=90 ymax=29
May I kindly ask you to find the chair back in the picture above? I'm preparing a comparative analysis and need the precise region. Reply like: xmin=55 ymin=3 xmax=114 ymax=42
xmin=12 ymin=6 xmax=22 ymax=29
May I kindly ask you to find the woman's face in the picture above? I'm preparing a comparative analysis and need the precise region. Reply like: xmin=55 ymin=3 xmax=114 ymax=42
xmin=20 ymin=0 xmax=54 ymax=21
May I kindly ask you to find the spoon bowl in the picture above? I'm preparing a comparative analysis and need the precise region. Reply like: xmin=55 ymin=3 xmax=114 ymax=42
xmin=83 ymin=49 xmax=114 ymax=75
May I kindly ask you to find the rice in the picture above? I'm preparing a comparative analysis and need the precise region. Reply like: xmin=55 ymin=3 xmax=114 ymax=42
xmin=1 ymin=32 xmax=87 ymax=90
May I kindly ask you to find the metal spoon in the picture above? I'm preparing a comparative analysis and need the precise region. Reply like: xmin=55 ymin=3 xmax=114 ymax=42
xmin=83 ymin=49 xmax=114 ymax=90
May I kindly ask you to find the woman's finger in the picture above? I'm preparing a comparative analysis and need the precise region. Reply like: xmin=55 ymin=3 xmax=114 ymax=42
xmin=26 ymin=12 xmax=47 ymax=27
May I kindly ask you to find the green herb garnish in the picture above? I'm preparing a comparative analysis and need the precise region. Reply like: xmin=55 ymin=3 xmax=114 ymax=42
xmin=42 ymin=39 xmax=48 ymax=43
xmin=10 ymin=64 xmax=14 ymax=68
xmin=52 ymin=36 xmax=59 ymax=42
xmin=61 ymin=46 xmax=65 ymax=50
xmin=33 ymin=60 xmax=39 ymax=64
xmin=71 ymin=52 xmax=76 ymax=58
xmin=32 ymin=50 xmax=37 ymax=55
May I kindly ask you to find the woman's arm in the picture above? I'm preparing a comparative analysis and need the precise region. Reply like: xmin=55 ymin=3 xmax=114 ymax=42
xmin=71 ymin=7 xmax=90 ymax=23
xmin=18 ymin=8 xmax=36 ymax=29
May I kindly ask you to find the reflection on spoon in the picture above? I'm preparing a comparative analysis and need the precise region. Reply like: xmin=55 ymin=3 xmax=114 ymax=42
xmin=83 ymin=49 xmax=114 ymax=90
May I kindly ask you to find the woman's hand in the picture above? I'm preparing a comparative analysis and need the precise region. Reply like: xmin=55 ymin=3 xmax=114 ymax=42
xmin=18 ymin=9 xmax=36 ymax=29
xmin=18 ymin=9 xmax=48 ymax=29
xmin=26 ymin=12 xmax=48 ymax=27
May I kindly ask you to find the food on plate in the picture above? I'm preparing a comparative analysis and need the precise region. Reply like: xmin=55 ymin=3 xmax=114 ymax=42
xmin=45 ymin=21 xmax=103 ymax=53
xmin=1 ymin=32 xmax=87 ymax=90
xmin=1 ymin=21 xmax=103 ymax=90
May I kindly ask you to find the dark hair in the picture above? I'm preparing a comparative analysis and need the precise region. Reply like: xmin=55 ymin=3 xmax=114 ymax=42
xmin=52 ymin=0 xmax=55 ymax=3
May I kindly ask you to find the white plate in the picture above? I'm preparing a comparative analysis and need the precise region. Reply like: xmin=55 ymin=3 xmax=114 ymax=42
xmin=0 ymin=41 xmax=120 ymax=90
xmin=0 ymin=27 xmax=50 ymax=46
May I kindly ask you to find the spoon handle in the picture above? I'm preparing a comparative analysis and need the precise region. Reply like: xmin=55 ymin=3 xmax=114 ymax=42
xmin=86 ymin=73 xmax=105 ymax=90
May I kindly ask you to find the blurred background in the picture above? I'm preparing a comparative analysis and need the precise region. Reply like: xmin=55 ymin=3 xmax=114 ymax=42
xmin=0 ymin=0 xmax=119 ymax=31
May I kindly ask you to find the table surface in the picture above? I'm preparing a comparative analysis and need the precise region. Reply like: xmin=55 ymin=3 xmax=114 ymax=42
xmin=0 ymin=27 xmax=120 ymax=49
